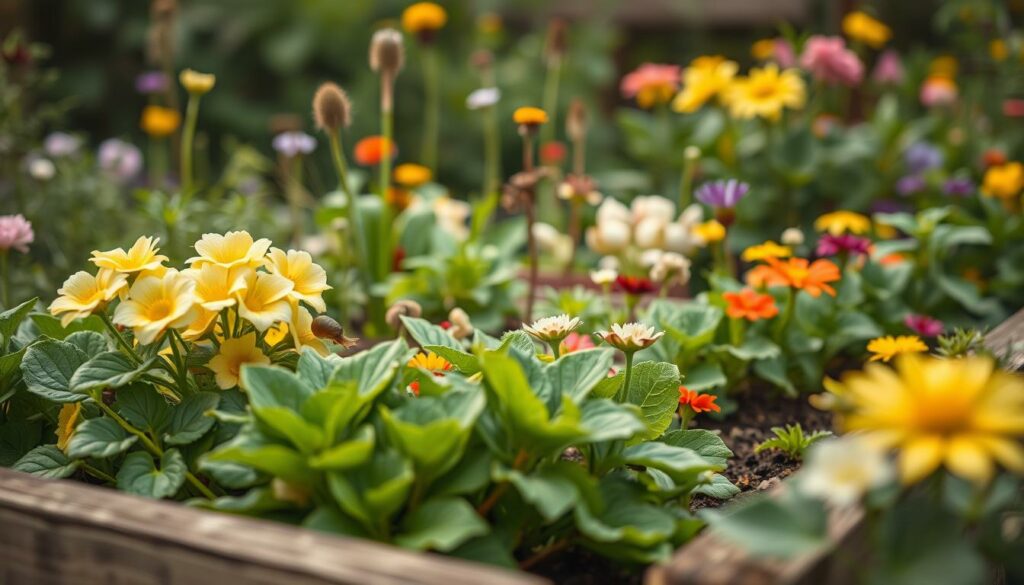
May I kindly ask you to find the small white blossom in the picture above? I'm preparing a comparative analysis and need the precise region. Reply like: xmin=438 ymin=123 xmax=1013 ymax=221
xmin=590 ymin=268 xmax=618 ymax=286
xmin=781 ymin=227 xmax=805 ymax=246
xmin=466 ymin=87 xmax=501 ymax=110
xmin=523 ymin=314 xmax=582 ymax=343
xmin=28 ymin=157 xmax=56 ymax=181
xmin=597 ymin=322 xmax=664 ymax=352
xmin=800 ymin=437 xmax=893 ymax=507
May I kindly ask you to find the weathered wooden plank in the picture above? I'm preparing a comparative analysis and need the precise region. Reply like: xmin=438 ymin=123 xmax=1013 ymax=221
xmin=985 ymin=307 xmax=1024 ymax=371
xmin=0 ymin=468 xmax=545 ymax=585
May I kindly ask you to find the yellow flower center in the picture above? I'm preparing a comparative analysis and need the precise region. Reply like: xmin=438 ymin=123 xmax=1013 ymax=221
xmin=147 ymin=300 xmax=173 ymax=321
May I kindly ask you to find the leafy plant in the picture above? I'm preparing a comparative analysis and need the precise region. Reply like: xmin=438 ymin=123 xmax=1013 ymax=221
xmin=754 ymin=424 xmax=833 ymax=460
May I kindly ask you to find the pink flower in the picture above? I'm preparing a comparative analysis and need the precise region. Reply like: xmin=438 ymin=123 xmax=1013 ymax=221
xmin=0 ymin=214 xmax=34 ymax=253
xmin=800 ymin=36 xmax=864 ymax=86
xmin=872 ymin=50 xmax=904 ymax=85
xmin=620 ymin=63 xmax=681 ymax=108
xmin=920 ymin=77 xmax=957 ymax=108
xmin=560 ymin=332 xmax=596 ymax=355
xmin=773 ymin=39 xmax=796 ymax=68
xmin=904 ymin=314 xmax=944 ymax=337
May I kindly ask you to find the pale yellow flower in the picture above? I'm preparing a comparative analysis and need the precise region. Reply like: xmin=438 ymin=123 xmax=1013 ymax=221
xmin=264 ymin=247 xmax=331 ymax=313
xmin=236 ymin=271 xmax=293 ymax=332
xmin=209 ymin=332 xmax=270 ymax=390
xmin=867 ymin=335 xmax=928 ymax=362
xmin=112 ymin=270 xmax=199 ymax=345
xmin=597 ymin=322 xmax=664 ymax=353
xmin=188 ymin=231 xmax=272 ymax=270
xmin=49 ymin=269 xmax=128 ymax=327
xmin=56 ymin=403 xmax=82 ymax=452
xmin=184 ymin=264 xmax=251 ymax=312
xmin=179 ymin=69 xmax=216 ymax=95
xmin=90 ymin=236 xmax=168 ymax=274
xmin=523 ymin=314 xmax=582 ymax=344
xmin=814 ymin=211 xmax=870 ymax=235
xmin=672 ymin=56 xmax=739 ymax=114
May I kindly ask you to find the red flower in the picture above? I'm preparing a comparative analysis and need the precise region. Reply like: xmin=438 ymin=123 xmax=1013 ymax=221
xmin=354 ymin=136 xmax=397 ymax=166
xmin=678 ymin=387 xmax=720 ymax=414
xmin=392 ymin=246 xmax=406 ymax=272
xmin=983 ymin=148 xmax=1007 ymax=168
xmin=409 ymin=380 xmax=420 ymax=396
xmin=560 ymin=332 xmax=596 ymax=355
xmin=540 ymin=141 xmax=567 ymax=166
xmin=616 ymin=275 xmax=655 ymax=295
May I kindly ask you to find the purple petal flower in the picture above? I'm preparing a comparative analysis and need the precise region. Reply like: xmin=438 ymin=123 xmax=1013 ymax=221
xmin=43 ymin=132 xmax=81 ymax=158
xmin=941 ymin=176 xmax=974 ymax=197
xmin=896 ymin=175 xmax=927 ymax=196
xmin=904 ymin=313 xmax=944 ymax=337
xmin=816 ymin=233 xmax=871 ymax=257
xmin=135 ymin=71 xmax=170 ymax=95
xmin=98 ymin=139 xmax=143 ymax=184
xmin=871 ymin=199 xmax=907 ymax=214
xmin=904 ymin=142 xmax=943 ymax=174
xmin=695 ymin=179 xmax=750 ymax=209
xmin=272 ymin=131 xmax=317 ymax=157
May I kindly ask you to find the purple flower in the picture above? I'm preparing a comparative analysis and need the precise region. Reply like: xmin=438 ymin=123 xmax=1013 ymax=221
xmin=941 ymin=176 xmax=974 ymax=197
xmin=904 ymin=142 xmax=943 ymax=174
xmin=0 ymin=214 xmax=34 ymax=253
xmin=272 ymin=131 xmax=316 ymax=157
xmin=896 ymin=175 xmax=927 ymax=196
xmin=816 ymin=233 xmax=871 ymax=257
xmin=98 ymin=139 xmax=142 ymax=184
xmin=43 ymin=132 xmax=81 ymax=158
xmin=872 ymin=50 xmax=904 ymax=85
xmin=135 ymin=71 xmax=169 ymax=95
xmin=695 ymin=179 xmax=750 ymax=209
xmin=871 ymin=199 xmax=907 ymax=214
xmin=904 ymin=313 xmax=943 ymax=337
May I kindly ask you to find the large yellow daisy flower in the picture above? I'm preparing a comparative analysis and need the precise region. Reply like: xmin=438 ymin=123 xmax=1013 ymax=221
xmin=188 ymin=231 xmax=271 ymax=270
xmin=828 ymin=354 xmax=1024 ymax=485
xmin=91 ymin=236 xmax=168 ymax=274
xmin=49 ymin=269 xmax=128 ymax=327
xmin=672 ymin=56 xmax=738 ymax=114
xmin=264 ymin=248 xmax=331 ymax=313
xmin=112 ymin=270 xmax=199 ymax=345
xmin=723 ymin=64 xmax=806 ymax=121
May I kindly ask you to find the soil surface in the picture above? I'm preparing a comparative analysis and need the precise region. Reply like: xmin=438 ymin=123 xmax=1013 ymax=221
xmin=530 ymin=390 xmax=834 ymax=584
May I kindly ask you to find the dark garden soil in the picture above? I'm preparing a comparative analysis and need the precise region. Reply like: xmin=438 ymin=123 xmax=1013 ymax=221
xmin=530 ymin=389 xmax=834 ymax=585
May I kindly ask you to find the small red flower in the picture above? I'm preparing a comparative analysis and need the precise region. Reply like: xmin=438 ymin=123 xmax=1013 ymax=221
xmin=409 ymin=380 xmax=420 ymax=396
xmin=678 ymin=386 xmax=721 ymax=414
xmin=615 ymin=275 xmax=656 ymax=295
xmin=392 ymin=247 xmax=406 ymax=272
xmin=982 ymin=148 xmax=1007 ymax=168
xmin=540 ymin=141 xmax=567 ymax=166
xmin=354 ymin=136 xmax=397 ymax=166
xmin=439 ymin=321 xmax=452 ymax=330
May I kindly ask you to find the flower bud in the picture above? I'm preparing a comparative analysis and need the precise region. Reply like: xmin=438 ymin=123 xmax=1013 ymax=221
xmin=369 ymin=28 xmax=405 ymax=77
xmin=313 ymin=82 xmax=352 ymax=133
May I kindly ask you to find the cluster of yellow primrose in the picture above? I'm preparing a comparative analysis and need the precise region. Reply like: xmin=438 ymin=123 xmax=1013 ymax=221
xmin=48 ymin=231 xmax=332 ymax=390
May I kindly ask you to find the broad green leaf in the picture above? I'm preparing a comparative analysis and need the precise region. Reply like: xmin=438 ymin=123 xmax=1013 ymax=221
xmin=400 ymin=316 xmax=461 ymax=350
xmin=21 ymin=339 xmax=90 ymax=402
xmin=0 ymin=298 xmax=37 ymax=345
xmin=395 ymin=497 xmax=489 ymax=552
xmin=30 ymin=313 xmax=104 ymax=340
xmin=429 ymin=448 xmax=492 ymax=497
xmin=578 ymin=399 xmax=647 ymax=443
xmin=70 ymin=352 xmax=154 ymax=393
xmin=241 ymin=365 xmax=315 ymax=412
xmin=623 ymin=361 xmax=681 ymax=440
xmin=498 ymin=462 xmax=597 ymax=522
xmin=661 ymin=429 xmax=733 ymax=466
xmin=574 ymin=475 xmax=676 ymax=547
xmin=333 ymin=338 xmax=406 ymax=396
xmin=694 ymin=473 xmax=741 ymax=500
xmin=207 ymin=439 xmax=312 ymax=484
xmin=0 ymin=421 xmax=42 ymax=466
xmin=13 ymin=445 xmax=80 ymax=479
xmin=296 ymin=347 xmax=341 ymax=389
xmin=327 ymin=451 xmax=414 ymax=530
xmin=721 ymin=336 xmax=780 ymax=361
xmin=546 ymin=348 xmax=615 ymax=403
xmin=253 ymin=406 xmax=326 ymax=453
xmin=115 ymin=384 xmax=171 ymax=434
xmin=591 ymin=370 xmax=623 ymax=399
xmin=116 ymin=449 xmax=187 ymax=499
xmin=303 ymin=506 xmax=371 ymax=538
xmin=621 ymin=442 xmax=719 ymax=483
xmin=64 ymin=330 xmax=109 ymax=357
xmin=308 ymin=425 xmax=375 ymax=470
xmin=423 ymin=345 xmax=479 ymax=374
xmin=0 ymin=347 xmax=26 ymax=389
xmin=753 ymin=355 xmax=797 ymax=396
xmin=66 ymin=417 xmax=138 ymax=459
xmin=683 ymin=361 xmax=726 ymax=392
xmin=194 ymin=486 xmax=300 ymax=516
xmin=165 ymin=392 xmax=220 ymax=445
xmin=654 ymin=302 xmax=723 ymax=352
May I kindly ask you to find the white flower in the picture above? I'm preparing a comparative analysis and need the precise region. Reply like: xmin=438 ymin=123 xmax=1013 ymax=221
xmin=523 ymin=314 xmax=581 ymax=343
xmin=28 ymin=157 xmax=56 ymax=181
xmin=585 ymin=220 xmax=631 ymax=254
xmin=432 ymin=197 xmax=471 ymax=241
xmin=781 ymin=227 xmax=805 ymax=246
xmin=598 ymin=256 xmax=619 ymax=271
xmin=595 ymin=198 xmax=632 ymax=225
xmin=800 ymin=437 xmax=893 ymax=507
xmin=640 ymin=249 xmax=664 ymax=267
xmin=634 ymin=216 xmax=667 ymax=249
xmin=533 ymin=222 xmax=574 ymax=266
xmin=466 ymin=87 xmax=501 ymax=110
xmin=597 ymin=322 xmax=664 ymax=352
xmin=448 ymin=307 xmax=473 ymax=340
xmin=590 ymin=268 xmax=618 ymax=286
xmin=663 ymin=204 xmax=704 ymax=255
xmin=631 ymin=195 xmax=675 ymax=224
xmin=650 ymin=252 xmax=691 ymax=285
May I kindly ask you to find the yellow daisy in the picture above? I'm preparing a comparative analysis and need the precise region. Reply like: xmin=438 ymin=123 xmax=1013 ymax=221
xmin=188 ymin=231 xmax=272 ymax=270
xmin=829 ymin=354 xmax=1024 ymax=484
xmin=867 ymin=335 xmax=928 ymax=362
xmin=408 ymin=351 xmax=452 ymax=372
xmin=694 ymin=219 xmax=726 ymax=244
xmin=264 ymin=248 xmax=331 ymax=313
xmin=982 ymin=162 xmax=1024 ymax=200
xmin=672 ymin=56 xmax=738 ymax=114
xmin=112 ymin=270 xmax=199 ymax=345
xmin=49 ymin=269 xmax=128 ymax=327
xmin=842 ymin=11 xmax=891 ymax=49
xmin=90 ymin=236 xmax=168 ymax=274
xmin=741 ymin=241 xmax=792 ymax=262
xmin=402 ymin=2 xmax=447 ymax=35
xmin=513 ymin=107 xmax=549 ymax=127
xmin=814 ymin=210 xmax=871 ymax=235
xmin=236 ymin=271 xmax=293 ymax=332
xmin=722 ymin=64 xmax=806 ymax=121
xmin=393 ymin=163 xmax=433 ymax=188
xmin=209 ymin=332 xmax=270 ymax=390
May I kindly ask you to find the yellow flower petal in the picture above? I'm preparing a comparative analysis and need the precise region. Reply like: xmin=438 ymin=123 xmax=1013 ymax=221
xmin=899 ymin=435 xmax=945 ymax=484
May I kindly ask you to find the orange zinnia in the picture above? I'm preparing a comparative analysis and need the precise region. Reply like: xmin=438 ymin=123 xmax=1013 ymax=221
xmin=723 ymin=288 xmax=779 ymax=321
xmin=354 ymin=136 xmax=397 ymax=166
xmin=755 ymin=257 xmax=841 ymax=297
xmin=678 ymin=387 xmax=721 ymax=414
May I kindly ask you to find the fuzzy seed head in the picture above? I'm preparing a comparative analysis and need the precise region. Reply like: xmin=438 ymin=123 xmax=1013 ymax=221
xmin=370 ymin=28 xmax=405 ymax=76
xmin=566 ymin=98 xmax=587 ymax=142
xmin=313 ymin=82 xmax=351 ymax=132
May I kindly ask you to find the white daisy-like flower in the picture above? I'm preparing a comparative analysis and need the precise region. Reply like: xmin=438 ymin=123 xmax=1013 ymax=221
xmin=597 ymin=322 xmax=664 ymax=352
xmin=466 ymin=87 xmax=501 ymax=110
xmin=590 ymin=268 xmax=618 ymax=286
xmin=799 ymin=437 xmax=893 ymax=507
xmin=523 ymin=314 xmax=582 ymax=343
xmin=781 ymin=227 xmax=805 ymax=246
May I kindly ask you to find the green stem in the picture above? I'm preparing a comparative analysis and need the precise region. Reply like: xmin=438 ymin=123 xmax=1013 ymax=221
xmin=540 ymin=56 xmax=562 ymax=145
xmin=774 ymin=287 xmax=797 ymax=343
xmin=678 ymin=149 xmax=698 ymax=211
xmin=421 ymin=45 xmax=440 ymax=172
xmin=0 ymin=250 xmax=9 ymax=309
xmin=99 ymin=313 xmax=142 ymax=365
xmin=168 ymin=329 xmax=192 ymax=395
xmin=81 ymin=463 xmax=117 ymax=484
xmin=180 ymin=93 xmax=200 ymax=196
xmin=619 ymin=351 xmax=635 ymax=401
xmin=729 ymin=317 xmax=745 ymax=347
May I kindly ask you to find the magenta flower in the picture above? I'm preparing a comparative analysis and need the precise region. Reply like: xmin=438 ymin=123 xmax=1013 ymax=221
xmin=872 ymin=50 xmax=904 ymax=85
xmin=0 ymin=214 xmax=34 ymax=253
xmin=800 ymin=36 xmax=864 ymax=86
xmin=695 ymin=179 xmax=750 ymax=209
xmin=816 ymin=233 xmax=871 ymax=257
xmin=135 ymin=71 xmax=170 ymax=95
xmin=904 ymin=314 xmax=944 ymax=337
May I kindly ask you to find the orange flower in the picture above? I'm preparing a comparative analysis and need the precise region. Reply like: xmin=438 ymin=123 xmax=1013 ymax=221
xmin=354 ymin=136 xmax=397 ymax=166
xmin=678 ymin=387 xmax=720 ymax=414
xmin=723 ymin=288 xmax=779 ymax=321
xmin=755 ymin=257 xmax=841 ymax=297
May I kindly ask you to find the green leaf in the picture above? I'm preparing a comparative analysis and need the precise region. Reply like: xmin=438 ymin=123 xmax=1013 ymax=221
xmin=621 ymin=442 xmax=719 ymax=483
xmin=0 ymin=421 xmax=42 ymax=466
xmin=116 ymin=449 xmax=187 ymax=499
xmin=165 ymin=392 xmax=220 ymax=445
xmin=70 ymin=352 xmax=154 ymax=393
xmin=13 ymin=445 xmax=81 ymax=479
xmin=654 ymin=302 xmax=723 ymax=352
xmin=0 ymin=298 xmax=36 ymax=344
xmin=327 ymin=451 xmax=414 ymax=530
xmin=115 ymin=384 xmax=171 ymax=434
xmin=694 ymin=473 xmax=740 ymax=500
xmin=753 ymin=355 xmax=797 ymax=397
xmin=296 ymin=347 xmax=341 ymax=389
xmin=66 ymin=417 xmax=138 ymax=459
xmin=721 ymin=336 xmax=780 ymax=361
xmin=30 ymin=313 xmax=104 ymax=340
xmin=623 ymin=361 xmax=681 ymax=440
xmin=429 ymin=449 xmax=493 ymax=497
xmin=21 ymin=339 xmax=90 ymax=402
xmin=661 ymin=429 xmax=733 ymax=467
xmin=303 ymin=506 xmax=371 ymax=538
xmin=683 ymin=361 xmax=726 ymax=392
xmin=207 ymin=441 xmax=311 ymax=483
xmin=546 ymin=348 xmax=615 ymax=403
xmin=308 ymin=425 xmax=375 ymax=470
xmin=423 ymin=345 xmax=479 ymax=374
xmin=575 ymin=475 xmax=676 ymax=547
xmin=333 ymin=338 xmax=406 ymax=396
xmin=395 ymin=497 xmax=489 ymax=552
xmin=702 ymin=489 xmax=829 ymax=558
xmin=400 ymin=316 xmax=461 ymax=350
xmin=241 ymin=365 xmax=315 ymax=412
xmin=498 ymin=462 xmax=596 ymax=522
xmin=253 ymin=406 xmax=326 ymax=453
xmin=578 ymin=399 xmax=648 ymax=442
xmin=64 ymin=331 xmax=110 ymax=357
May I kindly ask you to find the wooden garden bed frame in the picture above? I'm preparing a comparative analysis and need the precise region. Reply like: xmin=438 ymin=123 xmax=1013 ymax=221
xmin=3 ymin=308 xmax=1022 ymax=585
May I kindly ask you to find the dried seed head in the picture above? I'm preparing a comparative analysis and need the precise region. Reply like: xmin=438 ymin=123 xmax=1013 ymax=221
xmin=544 ymin=18 xmax=568 ymax=64
xmin=566 ymin=98 xmax=587 ymax=143
xmin=369 ymin=28 xmax=405 ymax=77
xmin=313 ymin=82 xmax=351 ymax=132
xmin=311 ymin=315 xmax=359 ymax=349
xmin=385 ymin=299 xmax=423 ymax=330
